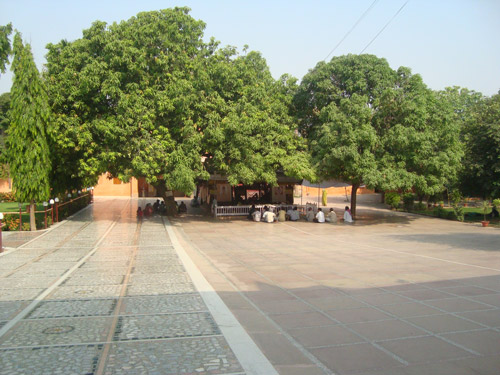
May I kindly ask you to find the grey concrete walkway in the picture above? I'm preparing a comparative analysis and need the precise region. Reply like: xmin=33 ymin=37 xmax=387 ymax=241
xmin=0 ymin=198 xmax=273 ymax=375
xmin=1 ymin=197 xmax=499 ymax=375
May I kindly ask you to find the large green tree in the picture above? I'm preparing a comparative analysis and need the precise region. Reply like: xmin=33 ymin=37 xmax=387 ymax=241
xmin=45 ymin=8 xmax=212 ymax=196
xmin=202 ymin=49 xmax=313 ymax=186
xmin=6 ymin=33 xmax=51 ymax=230
xmin=460 ymin=93 xmax=500 ymax=198
xmin=46 ymin=8 xmax=312 ymax=198
xmin=295 ymin=54 xmax=462 ymax=217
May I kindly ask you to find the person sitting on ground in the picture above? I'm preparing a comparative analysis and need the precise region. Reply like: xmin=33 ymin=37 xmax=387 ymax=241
xmin=178 ymin=201 xmax=187 ymax=213
xmin=306 ymin=207 xmax=315 ymax=222
xmin=251 ymin=209 xmax=261 ymax=222
xmin=153 ymin=199 xmax=160 ymax=213
xmin=190 ymin=197 xmax=200 ymax=207
xmin=288 ymin=206 xmax=300 ymax=221
xmin=326 ymin=208 xmax=338 ymax=224
xmin=314 ymin=207 xmax=325 ymax=223
xmin=144 ymin=203 xmax=153 ymax=217
xmin=136 ymin=206 xmax=144 ymax=218
xmin=248 ymin=204 xmax=257 ymax=220
xmin=343 ymin=206 xmax=353 ymax=223
xmin=278 ymin=208 xmax=286 ymax=222
xmin=262 ymin=207 xmax=276 ymax=223
xmin=159 ymin=201 xmax=166 ymax=215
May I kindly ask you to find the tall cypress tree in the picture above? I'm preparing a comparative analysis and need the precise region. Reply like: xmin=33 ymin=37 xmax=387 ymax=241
xmin=6 ymin=33 xmax=51 ymax=230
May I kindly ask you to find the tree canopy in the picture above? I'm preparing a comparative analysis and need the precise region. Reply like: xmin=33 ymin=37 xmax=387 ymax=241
xmin=45 ymin=8 xmax=311 ymax=197
xmin=6 ymin=33 xmax=51 ymax=229
xmin=202 ymin=48 xmax=313 ymax=186
xmin=295 ymin=54 xmax=462 ymax=216
xmin=460 ymin=93 xmax=500 ymax=198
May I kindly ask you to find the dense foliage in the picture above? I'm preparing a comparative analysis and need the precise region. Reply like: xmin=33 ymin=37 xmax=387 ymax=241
xmin=6 ymin=33 xmax=51 ymax=229
xmin=45 ymin=8 xmax=310 ymax=198
xmin=295 ymin=54 xmax=462 ymax=216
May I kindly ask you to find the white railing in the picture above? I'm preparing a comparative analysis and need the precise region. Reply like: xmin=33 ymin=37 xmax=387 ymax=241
xmin=214 ymin=203 xmax=317 ymax=218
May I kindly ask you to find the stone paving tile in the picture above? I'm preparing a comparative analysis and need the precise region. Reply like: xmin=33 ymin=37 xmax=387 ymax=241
xmin=406 ymin=313 xmax=485 ymax=333
xmin=0 ymin=276 xmax=57 ymax=289
xmin=0 ymin=301 xmax=29 ymax=320
xmin=119 ymin=295 xmax=207 ymax=315
xmin=26 ymin=299 xmax=118 ymax=319
xmin=288 ymin=325 xmax=365 ymax=348
xmin=125 ymin=282 xmax=196 ymax=296
xmin=442 ymin=329 xmax=500 ymax=356
xmin=378 ymin=336 xmax=474 ymax=364
xmin=6 ymin=268 xmax=66 ymax=278
xmin=457 ymin=309 xmax=500 ymax=327
xmin=310 ymin=343 xmax=403 ymax=374
xmin=130 ymin=264 xmax=186 ymax=273
xmin=127 ymin=272 xmax=191 ymax=284
xmin=103 ymin=337 xmax=243 ymax=375
xmin=62 ymin=274 xmax=125 ymax=286
xmin=0 ymin=288 xmax=44 ymax=301
xmin=48 ymin=285 xmax=123 ymax=300
xmin=0 ymin=317 xmax=113 ymax=347
xmin=72 ymin=267 xmax=129 ymax=276
xmin=0 ymin=344 xmax=103 ymax=375
xmin=114 ymin=312 xmax=220 ymax=340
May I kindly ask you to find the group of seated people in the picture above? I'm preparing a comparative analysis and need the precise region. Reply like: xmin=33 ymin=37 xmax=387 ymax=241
xmin=248 ymin=205 xmax=353 ymax=223
xmin=137 ymin=199 xmax=168 ymax=218
xmin=137 ymin=199 xmax=188 ymax=218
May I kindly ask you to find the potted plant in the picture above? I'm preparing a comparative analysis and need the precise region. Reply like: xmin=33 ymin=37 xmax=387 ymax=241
xmin=481 ymin=200 xmax=490 ymax=227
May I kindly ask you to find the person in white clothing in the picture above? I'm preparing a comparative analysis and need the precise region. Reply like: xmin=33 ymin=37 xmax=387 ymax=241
xmin=252 ymin=210 xmax=261 ymax=222
xmin=326 ymin=208 xmax=338 ymax=223
xmin=314 ymin=208 xmax=325 ymax=223
xmin=262 ymin=207 xmax=276 ymax=223
xmin=344 ymin=206 xmax=353 ymax=223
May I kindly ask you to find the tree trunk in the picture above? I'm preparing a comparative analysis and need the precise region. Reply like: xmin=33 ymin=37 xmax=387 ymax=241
xmin=30 ymin=201 xmax=36 ymax=231
xmin=350 ymin=184 xmax=359 ymax=219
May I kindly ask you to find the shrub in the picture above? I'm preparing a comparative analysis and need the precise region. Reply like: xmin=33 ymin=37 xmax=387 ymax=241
xmin=0 ymin=192 xmax=15 ymax=202
xmin=433 ymin=206 xmax=446 ymax=218
xmin=450 ymin=190 xmax=462 ymax=206
xmin=493 ymin=199 xmax=500 ymax=209
xmin=403 ymin=193 xmax=415 ymax=211
xmin=385 ymin=192 xmax=401 ymax=209
xmin=451 ymin=205 xmax=464 ymax=221
xmin=415 ymin=202 xmax=426 ymax=211
xmin=3 ymin=214 xmax=19 ymax=231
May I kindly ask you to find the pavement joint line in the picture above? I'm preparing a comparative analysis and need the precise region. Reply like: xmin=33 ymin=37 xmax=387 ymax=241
xmin=163 ymin=216 xmax=280 ymax=375
xmin=0 ymin=220 xmax=118 ymax=340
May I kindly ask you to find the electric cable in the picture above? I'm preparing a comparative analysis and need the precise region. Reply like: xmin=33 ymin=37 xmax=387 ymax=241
xmin=324 ymin=0 xmax=379 ymax=61
xmin=360 ymin=0 xmax=410 ymax=54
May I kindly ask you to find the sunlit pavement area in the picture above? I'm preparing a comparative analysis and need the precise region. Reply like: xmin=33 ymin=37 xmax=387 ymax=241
xmin=1 ymin=196 xmax=499 ymax=375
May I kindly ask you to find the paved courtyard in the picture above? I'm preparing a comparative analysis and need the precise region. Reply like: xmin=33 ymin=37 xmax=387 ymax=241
xmin=0 ymin=197 xmax=499 ymax=375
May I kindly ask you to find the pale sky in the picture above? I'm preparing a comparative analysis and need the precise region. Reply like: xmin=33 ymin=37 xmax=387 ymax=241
xmin=1 ymin=0 xmax=499 ymax=96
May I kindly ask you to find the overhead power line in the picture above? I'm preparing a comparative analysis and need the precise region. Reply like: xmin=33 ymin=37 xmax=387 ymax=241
xmin=360 ymin=0 xmax=410 ymax=54
xmin=324 ymin=0 xmax=379 ymax=61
